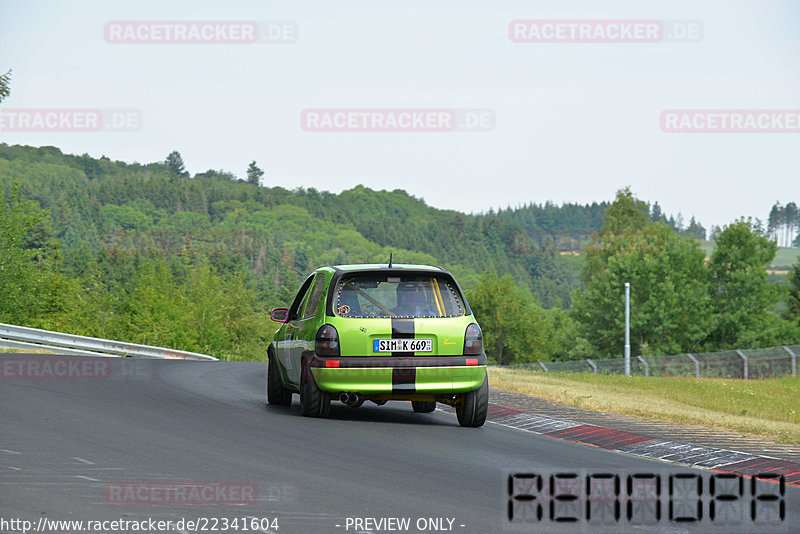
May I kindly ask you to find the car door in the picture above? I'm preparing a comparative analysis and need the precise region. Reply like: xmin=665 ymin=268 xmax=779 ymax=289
xmin=286 ymin=272 xmax=327 ymax=385
xmin=276 ymin=274 xmax=315 ymax=387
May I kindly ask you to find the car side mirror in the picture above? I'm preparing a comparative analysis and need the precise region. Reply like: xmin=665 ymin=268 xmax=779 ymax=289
xmin=270 ymin=307 xmax=289 ymax=323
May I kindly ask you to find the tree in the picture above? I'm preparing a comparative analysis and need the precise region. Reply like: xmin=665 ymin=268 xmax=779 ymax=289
xmin=572 ymin=188 xmax=712 ymax=357
xmin=767 ymin=201 xmax=800 ymax=247
xmin=165 ymin=150 xmax=189 ymax=177
xmin=650 ymin=201 xmax=664 ymax=223
xmin=582 ymin=188 xmax=649 ymax=285
xmin=246 ymin=161 xmax=264 ymax=186
xmin=573 ymin=224 xmax=712 ymax=357
xmin=0 ymin=69 xmax=11 ymax=103
xmin=121 ymin=261 xmax=189 ymax=347
xmin=0 ymin=183 xmax=46 ymax=322
xmin=602 ymin=186 xmax=649 ymax=233
xmin=466 ymin=271 xmax=550 ymax=364
xmin=784 ymin=202 xmax=798 ymax=248
xmin=767 ymin=202 xmax=782 ymax=243
xmin=683 ymin=216 xmax=706 ymax=240
xmin=706 ymin=218 xmax=779 ymax=348
xmin=784 ymin=258 xmax=800 ymax=327
xmin=675 ymin=213 xmax=684 ymax=232
xmin=0 ymin=182 xmax=80 ymax=328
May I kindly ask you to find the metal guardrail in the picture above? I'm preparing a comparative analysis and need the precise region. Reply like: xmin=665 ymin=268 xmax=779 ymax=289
xmin=0 ymin=323 xmax=217 ymax=361
xmin=505 ymin=345 xmax=799 ymax=379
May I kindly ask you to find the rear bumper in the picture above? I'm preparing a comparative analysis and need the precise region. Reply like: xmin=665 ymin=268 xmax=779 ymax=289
xmin=307 ymin=353 xmax=487 ymax=395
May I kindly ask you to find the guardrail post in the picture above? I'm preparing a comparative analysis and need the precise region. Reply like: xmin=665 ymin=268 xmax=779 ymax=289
xmin=586 ymin=359 xmax=598 ymax=374
xmin=783 ymin=346 xmax=797 ymax=377
xmin=736 ymin=350 xmax=748 ymax=380
xmin=637 ymin=355 xmax=649 ymax=377
xmin=539 ymin=361 xmax=548 ymax=372
xmin=686 ymin=353 xmax=700 ymax=379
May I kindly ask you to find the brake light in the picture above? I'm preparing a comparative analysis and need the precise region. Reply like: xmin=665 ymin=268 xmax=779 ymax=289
xmin=315 ymin=325 xmax=340 ymax=356
xmin=325 ymin=360 xmax=340 ymax=368
xmin=466 ymin=358 xmax=478 ymax=366
xmin=463 ymin=323 xmax=483 ymax=356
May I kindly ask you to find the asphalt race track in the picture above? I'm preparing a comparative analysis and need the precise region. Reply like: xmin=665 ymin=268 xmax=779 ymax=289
xmin=1 ymin=356 xmax=798 ymax=534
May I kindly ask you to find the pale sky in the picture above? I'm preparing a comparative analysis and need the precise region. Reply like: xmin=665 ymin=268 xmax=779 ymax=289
xmin=1 ymin=0 xmax=799 ymax=231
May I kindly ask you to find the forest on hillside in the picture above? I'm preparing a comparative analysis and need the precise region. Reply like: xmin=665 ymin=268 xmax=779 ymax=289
xmin=0 ymin=143 xmax=598 ymax=308
xmin=1 ymin=144 xmax=799 ymax=363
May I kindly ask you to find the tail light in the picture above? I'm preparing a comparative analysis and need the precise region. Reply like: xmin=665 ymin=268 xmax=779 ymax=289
xmin=315 ymin=325 xmax=340 ymax=356
xmin=463 ymin=323 xmax=483 ymax=355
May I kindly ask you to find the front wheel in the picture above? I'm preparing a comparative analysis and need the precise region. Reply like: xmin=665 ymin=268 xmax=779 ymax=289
xmin=456 ymin=374 xmax=488 ymax=427
xmin=267 ymin=351 xmax=292 ymax=406
xmin=411 ymin=401 xmax=436 ymax=413
xmin=300 ymin=359 xmax=331 ymax=417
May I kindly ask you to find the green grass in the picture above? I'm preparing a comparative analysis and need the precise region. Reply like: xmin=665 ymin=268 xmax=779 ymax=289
xmin=489 ymin=367 xmax=800 ymax=445
xmin=772 ymin=247 xmax=800 ymax=271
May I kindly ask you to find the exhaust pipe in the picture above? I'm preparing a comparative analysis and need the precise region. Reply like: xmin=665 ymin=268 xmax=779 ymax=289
xmin=338 ymin=392 xmax=364 ymax=407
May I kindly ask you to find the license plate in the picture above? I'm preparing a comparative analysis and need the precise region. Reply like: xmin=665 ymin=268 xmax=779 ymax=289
xmin=373 ymin=339 xmax=433 ymax=352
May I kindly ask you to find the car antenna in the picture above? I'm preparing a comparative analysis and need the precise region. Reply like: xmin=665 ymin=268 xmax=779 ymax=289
xmin=388 ymin=252 xmax=393 ymax=268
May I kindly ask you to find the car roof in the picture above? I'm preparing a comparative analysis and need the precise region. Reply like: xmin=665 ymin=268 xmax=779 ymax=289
xmin=331 ymin=263 xmax=444 ymax=272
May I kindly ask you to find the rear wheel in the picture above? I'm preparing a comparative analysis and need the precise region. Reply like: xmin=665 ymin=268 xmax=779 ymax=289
xmin=456 ymin=374 xmax=488 ymax=427
xmin=300 ymin=358 xmax=331 ymax=417
xmin=267 ymin=351 xmax=292 ymax=406
xmin=411 ymin=401 xmax=436 ymax=413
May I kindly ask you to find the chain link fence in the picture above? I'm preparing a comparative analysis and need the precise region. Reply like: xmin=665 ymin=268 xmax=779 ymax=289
xmin=506 ymin=345 xmax=799 ymax=379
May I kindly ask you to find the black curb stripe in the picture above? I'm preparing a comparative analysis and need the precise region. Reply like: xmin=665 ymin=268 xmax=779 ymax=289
xmin=391 ymin=318 xmax=415 ymax=393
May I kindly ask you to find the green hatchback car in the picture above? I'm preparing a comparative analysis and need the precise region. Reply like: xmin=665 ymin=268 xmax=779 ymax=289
xmin=267 ymin=263 xmax=489 ymax=427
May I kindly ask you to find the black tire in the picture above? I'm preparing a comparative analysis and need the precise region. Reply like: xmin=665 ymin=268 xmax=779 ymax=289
xmin=411 ymin=400 xmax=436 ymax=413
xmin=267 ymin=351 xmax=292 ymax=406
xmin=456 ymin=374 xmax=489 ymax=427
xmin=300 ymin=358 xmax=331 ymax=417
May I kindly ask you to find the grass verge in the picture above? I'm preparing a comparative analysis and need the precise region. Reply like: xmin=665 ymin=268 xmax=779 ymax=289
xmin=489 ymin=367 xmax=800 ymax=445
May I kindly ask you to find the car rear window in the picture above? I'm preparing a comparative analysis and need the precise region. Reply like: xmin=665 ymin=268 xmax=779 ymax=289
xmin=334 ymin=273 xmax=464 ymax=318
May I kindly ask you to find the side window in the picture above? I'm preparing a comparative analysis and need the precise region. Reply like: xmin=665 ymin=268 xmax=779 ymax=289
xmin=303 ymin=273 xmax=326 ymax=319
xmin=288 ymin=275 xmax=315 ymax=321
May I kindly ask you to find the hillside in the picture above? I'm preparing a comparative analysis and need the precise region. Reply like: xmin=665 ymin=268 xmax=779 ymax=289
xmin=0 ymin=143 xmax=596 ymax=308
